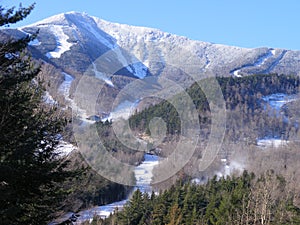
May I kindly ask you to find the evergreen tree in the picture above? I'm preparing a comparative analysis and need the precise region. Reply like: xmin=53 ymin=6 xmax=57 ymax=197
xmin=0 ymin=4 xmax=76 ymax=224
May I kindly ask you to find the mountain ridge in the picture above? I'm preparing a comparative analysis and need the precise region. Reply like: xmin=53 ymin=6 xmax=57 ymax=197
xmin=2 ymin=11 xmax=300 ymax=116
xmin=12 ymin=11 xmax=300 ymax=78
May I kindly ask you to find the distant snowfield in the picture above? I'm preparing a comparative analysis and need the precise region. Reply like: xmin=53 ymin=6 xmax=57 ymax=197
xmin=46 ymin=25 xmax=73 ymax=58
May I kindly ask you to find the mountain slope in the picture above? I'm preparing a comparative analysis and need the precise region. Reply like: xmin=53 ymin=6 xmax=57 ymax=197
xmin=2 ymin=11 xmax=300 ymax=116
xmin=8 ymin=11 xmax=300 ymax=78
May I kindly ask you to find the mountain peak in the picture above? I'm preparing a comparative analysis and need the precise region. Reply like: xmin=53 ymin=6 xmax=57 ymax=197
xmin=24 ymin=11 xmax=93 ymax=27
xmin=13 ymin=11 xmax=300 ymax=79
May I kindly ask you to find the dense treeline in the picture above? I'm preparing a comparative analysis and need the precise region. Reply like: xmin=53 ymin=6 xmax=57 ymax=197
xmin=129 ymin=74 xmax=300 ymax=142
xmin=0 ymin=4 xmax=135 ymax=224
xmin=0 ymin=4 xmax=79 ymax=224
xmin=87 ymin=170 xmax=300 ymax=225
xmin=57 ymin=152 xmax=132 ymax=214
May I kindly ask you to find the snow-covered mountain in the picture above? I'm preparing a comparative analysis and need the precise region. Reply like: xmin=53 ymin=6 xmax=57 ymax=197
xmin=2 ymin=11 xmax=300 ymax=115
xmin=6 ymin=11 xmax=300 ymax=77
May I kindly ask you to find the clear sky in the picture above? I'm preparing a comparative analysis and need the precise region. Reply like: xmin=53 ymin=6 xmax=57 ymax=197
xmin=2 ymin=0 xmax=300 ymax=50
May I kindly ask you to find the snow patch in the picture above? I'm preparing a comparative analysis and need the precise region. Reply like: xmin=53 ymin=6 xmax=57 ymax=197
xmin=104 ymin=99 xmax=140 ymax=121
xmin=134 ymin=154 xmax=159 ymax=193
xmin=79 ymin=19 xmax=116 ymax=49
xmin=43 ymin=91 xmax=57 ymax=105
xmin=59 ymin=72 xmax=74 ymax=98
xmin=28 ymin=38 xmax=41 ymax=46
xmin=253 ymin=50 xmax=274 ymax=67
xmin=74 ymin=154 xmax=159 ymax=222
xmin=55 ymin=141 xmax=77 ymax=156
xmin=58 ymin=72 xmax=95 ymax=125
xmin=46 ymin=25 xmax=73 ymax=58
xmin=257 ymin=93 xmax=297 ymax=147
xmin=262 ymin=93 xmax=297 ymax=111
xmin=271 ymin=49 xmax=276 ymax=55
xmin=257 ymin=138 xmax=288 ymax=148
xmin=231 ymin=48 xmax=276 ymax=77
xmin=130 ymin=62 xmax=148 ymax=79
xmin=233 ymin=70 xmax=242 ymax=77
xmin=92 ymin=62 xmax=114 ymax=87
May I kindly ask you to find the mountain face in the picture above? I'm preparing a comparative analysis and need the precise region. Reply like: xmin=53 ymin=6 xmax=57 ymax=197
xmin=2 ymin=11 xmax=300 ymax=115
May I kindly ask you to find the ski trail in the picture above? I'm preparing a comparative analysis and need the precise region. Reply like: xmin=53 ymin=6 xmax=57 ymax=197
xmin=231 ymin=49 xmax=276 ymax=77
xmin=263 ymin=50 xmax=287 ymax=74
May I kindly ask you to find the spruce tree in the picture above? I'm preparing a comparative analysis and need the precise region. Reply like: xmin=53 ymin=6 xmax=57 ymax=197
xmin=0 ymin=4 xmax=76 ymax=224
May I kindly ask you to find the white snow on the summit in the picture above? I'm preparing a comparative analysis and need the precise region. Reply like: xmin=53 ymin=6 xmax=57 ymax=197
xmin=79 ymin=20 xmax=116 ymax=49
xmin=23 ymin=13 xmax=68 ymax=27
xmin=271 ymin=49 xmax=276 ymax=55
xmin=113 ymin=47 xmax=129 ymax=67
xmin=46 ymin=25 xmax=73 ymax=58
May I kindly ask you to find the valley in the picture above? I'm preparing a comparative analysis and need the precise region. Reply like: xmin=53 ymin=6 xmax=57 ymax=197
xmin=2 ymin=7 xmax=300 ymax=225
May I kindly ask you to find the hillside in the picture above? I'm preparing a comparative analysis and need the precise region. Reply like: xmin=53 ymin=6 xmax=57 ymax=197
xmin=2 ymin=11 xmax=300 ymax=118
xmin=2 ymin=11 xmax=300 ymax=224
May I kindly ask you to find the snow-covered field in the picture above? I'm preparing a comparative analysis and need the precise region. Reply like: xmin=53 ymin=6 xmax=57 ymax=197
xmin=133 ymin=154 xmax=159 ymax=193
xmin=73 ymin=154 xmax=159 ymax=223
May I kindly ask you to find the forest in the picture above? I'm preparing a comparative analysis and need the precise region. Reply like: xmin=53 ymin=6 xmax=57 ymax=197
xmin=78 ymin=73 xmax=300 ymax=225
xmin=129 ymin=74 xmax=300 ymax=142
xmin=2 ymin=3 xmax=300 ymax=225
xmin=88 ymin=171 xmax=300 ymax=225
xmin=0 ymin=4 xmax=134 ymax=224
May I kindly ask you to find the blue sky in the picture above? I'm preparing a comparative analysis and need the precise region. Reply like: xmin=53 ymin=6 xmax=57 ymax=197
xmin=2 ymin=0 xmax=300 ymax=50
